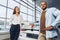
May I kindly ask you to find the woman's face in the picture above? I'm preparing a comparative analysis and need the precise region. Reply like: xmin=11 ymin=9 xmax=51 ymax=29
xmin=15 ymin=7 xmax=20 ymax=14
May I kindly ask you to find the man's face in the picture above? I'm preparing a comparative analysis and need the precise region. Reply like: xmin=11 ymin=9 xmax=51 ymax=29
xmin=41 ymin=2 xmax=47 ymax=10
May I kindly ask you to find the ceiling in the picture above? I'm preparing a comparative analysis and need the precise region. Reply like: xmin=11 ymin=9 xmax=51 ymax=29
xmin=36 ymin=0 xmax=60 ymax=9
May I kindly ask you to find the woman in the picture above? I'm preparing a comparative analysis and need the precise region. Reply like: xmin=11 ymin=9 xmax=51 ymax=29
xmin=9 ymin=6 xmax=24 ymax=40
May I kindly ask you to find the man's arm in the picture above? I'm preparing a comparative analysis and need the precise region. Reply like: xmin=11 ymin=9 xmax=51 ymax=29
xmin=51 ymin=8 xmax=60 ymax=29
xmin=44 ymin=8 xmax=60 ymax=31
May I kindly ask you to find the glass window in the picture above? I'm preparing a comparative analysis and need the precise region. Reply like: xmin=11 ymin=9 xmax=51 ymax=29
xmin=36 ymin=5 xmax=41 ymax=11
xmin=0 ymin=6 xmax=6 ymax=18
xmin=15 ymin=0 xmax=20 ymax=2
xmin=27 ymin=5 xmax=33 ymax=10
xmin=0 ymin=0 xmax=41 ymax=30
xmin=36 ymin=14 xmax=40 ymax=17
xmin=23 ymin=0 xmax=26 ymax=1
xmin=0 ymin=18 xmax=5 ymax=30
xmin=7 ymin=9 xmax=13 ymax=18
xmin=28 ymin=16 xmax=32 ymax=21
xmin=28 ymin=21 xmax=33 ymax=24
xmin=20 ymin=13 xmax=27 ymax=21
xmin=32 ymin=17 xmax=35 ymax=22
xmin=28 ymin=0 xmax=34 ymax=4
xmin=0 ymin=25 xmax=5 ymax=30
xmin=0 ymin=0 xmax=7 ymax=6
xmin=20 ymin=1 xmax=27 ymax=7
xmin=6 ymin=19 xmax=10 ymax=29
xmin=36 ymin=17 xmax=39 ymax=21
xmin=32 ymin=11 xmax=35 ymax=16
xmin=8 ymin=0 xmax=19 ymax=9
xmin=28 ymin=0 xmax=32 ymax=3
xmin=36 ymin=11 xmax=40 ymax=17
xmin=28 ymin=9 xmax=33 ymax=15
xmin=23 ymin=0 xmax=28 ymax=3
xmin=27 ymin=0 xmax=34 ymax=8
xmin=21 ymin=5 xmax=27 ymax=13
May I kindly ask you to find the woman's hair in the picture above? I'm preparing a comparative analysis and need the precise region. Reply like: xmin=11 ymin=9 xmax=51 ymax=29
xmin=13 ymin=6 xmax=20 ymax=14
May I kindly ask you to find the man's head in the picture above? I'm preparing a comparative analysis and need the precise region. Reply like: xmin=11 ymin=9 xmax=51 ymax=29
xmin=40 ymin=1 xmax=47 ymax=10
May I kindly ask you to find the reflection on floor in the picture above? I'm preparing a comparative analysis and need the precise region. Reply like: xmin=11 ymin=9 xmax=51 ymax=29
xmin=3 ymin=38 xmax=9 ymax=40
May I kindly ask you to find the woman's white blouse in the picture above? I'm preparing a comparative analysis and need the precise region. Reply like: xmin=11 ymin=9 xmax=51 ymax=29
xmin=9 ymin=14 xmax=24 ymax=25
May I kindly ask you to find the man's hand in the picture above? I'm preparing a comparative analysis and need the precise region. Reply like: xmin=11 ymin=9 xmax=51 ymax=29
xmin=44 ymin=26 xmax=53 ymax=31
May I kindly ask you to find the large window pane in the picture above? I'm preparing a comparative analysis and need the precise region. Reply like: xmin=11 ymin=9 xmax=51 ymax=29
xmin=8 ymin=0 xmax=19 ymax=9
xmin=36 ymin=11 xmax=40 ymax=17
xmin=0 ymin=25 xmax=5 ymax=30
xmin=23 ymin=0 xmax=27 ymax=2
xmin=32 ymin=11 xmax=35 ymax=16
xmin=0 ymin=6 xmax=6 ymax=18
xmin=15 ymin=0 xmax=20 ymax=2
xmin=36 ymin=13 xmax=40 ymax=18
xmin=28 ymin=0 xmax=32 ymax=3
xmin=32 ymin=17 xmax=35 ymax=22
xmin=0 ymin=0 xmax=7 ymax=6
xmin=21 ymin=5 xmax=27 ymax=13
xmin=28 ymin=16 xmax=32 ymax=21
xmin=7 ymin=9 xmax=13 ymax=18
xmin=28 ymin=9 xmax=33 ymax=15
xmin=6 ymin=19 xmax=10 ymax=29
xmin=27 ymin=5 xmax=33 ymax=10
xmin=20 ymin=13 xmax=27 ymax=21
xmin=28 ymin=0 xmax=34 ymax=4
xmin=0 ymin=18 xmax=5 ymax=30
xmin=20 ymin=1 xmax=27 ymax=7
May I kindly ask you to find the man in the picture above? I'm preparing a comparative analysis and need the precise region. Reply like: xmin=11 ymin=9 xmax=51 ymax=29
xmin=38 ymin=1 xmax=60 ymax=40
